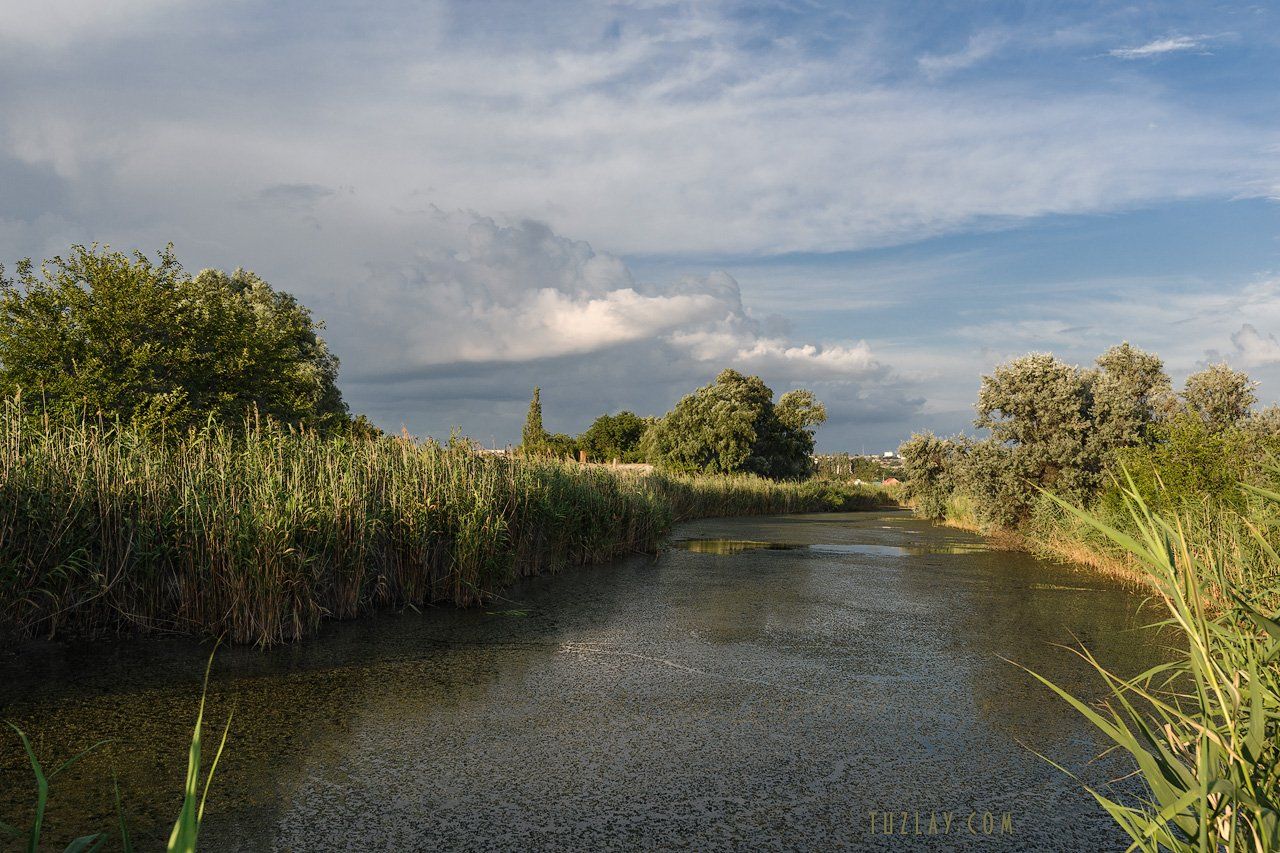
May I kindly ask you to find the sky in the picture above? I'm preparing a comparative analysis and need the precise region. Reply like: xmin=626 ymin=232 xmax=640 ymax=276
xmin=1 ymin=0 xmax=1279 ymax=451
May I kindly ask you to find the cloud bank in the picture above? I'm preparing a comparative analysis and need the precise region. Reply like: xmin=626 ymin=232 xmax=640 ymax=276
xmin=0 ymin=1 xmax=1276 ymax=447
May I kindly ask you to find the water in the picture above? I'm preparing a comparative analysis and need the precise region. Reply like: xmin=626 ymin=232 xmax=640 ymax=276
xmin=0 ymin=511 xmax=1161 ymax=851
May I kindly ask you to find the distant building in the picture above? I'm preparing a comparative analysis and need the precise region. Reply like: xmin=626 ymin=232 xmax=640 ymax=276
xmin=881 ymin=477 xmax=901 ymax=487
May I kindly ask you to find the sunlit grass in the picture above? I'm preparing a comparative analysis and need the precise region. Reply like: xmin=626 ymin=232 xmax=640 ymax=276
xmin=0 ymin=400 xmax=892 ymax=646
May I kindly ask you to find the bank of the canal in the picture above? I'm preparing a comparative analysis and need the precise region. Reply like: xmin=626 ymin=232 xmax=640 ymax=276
xmin=0 ymin=511 xmax=1161 ymax=850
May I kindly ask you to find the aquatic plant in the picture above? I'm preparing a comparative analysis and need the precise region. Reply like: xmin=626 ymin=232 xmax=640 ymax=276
xmin=0 ymin=726 xmax=109 ymax=851
xmin=1020 ymin=476 xmax=1280 ymax=851
xmin=0 ymin=401 xmax=891 ymax=646
xmin=2 ymin=650 xmax=230 ymax=852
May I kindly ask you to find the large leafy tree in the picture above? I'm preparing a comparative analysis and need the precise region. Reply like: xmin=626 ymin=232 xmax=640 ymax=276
xmin=1090 ymin=342 xmax=1173 ymax=451
xmin=642 ymin=369 xmax=825 ymax=479
xmin=975 ymin=352 xmax=1095 ymax=502
xmin=0 ymin=245 xmax=350 ymax=432
xmin=578 ymin=411 xmax=647 ymax=462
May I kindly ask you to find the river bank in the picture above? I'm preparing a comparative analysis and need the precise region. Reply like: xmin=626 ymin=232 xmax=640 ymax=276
xmin=936 ymin=496 xmax=1145 ymax=588
xmin=0 ymin=413 xmax=894 ymax=647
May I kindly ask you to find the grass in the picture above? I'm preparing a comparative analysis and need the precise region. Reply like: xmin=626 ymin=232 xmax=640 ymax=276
xmin=3 ymin=648 xmax=230 ymax=853
xmin=0 ymin=403 xmax=892 ymax=646
xmin=1019 ymin=474 xmax=1280 ymax=851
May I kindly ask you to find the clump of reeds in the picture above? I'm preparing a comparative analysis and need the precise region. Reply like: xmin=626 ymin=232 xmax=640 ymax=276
xmin=0 ymin=401 xmax=891 ymax=646
xmin=1020 ymin=474 xmax=1280 ymax=851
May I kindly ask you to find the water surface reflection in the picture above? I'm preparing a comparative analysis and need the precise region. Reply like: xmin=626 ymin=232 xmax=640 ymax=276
xmin=0 ymin=511 xmax=1161 ymax=850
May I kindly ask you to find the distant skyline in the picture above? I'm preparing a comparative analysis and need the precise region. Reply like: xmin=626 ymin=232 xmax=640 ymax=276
xmin=2 ymin=0 xmax=1278 ymax=450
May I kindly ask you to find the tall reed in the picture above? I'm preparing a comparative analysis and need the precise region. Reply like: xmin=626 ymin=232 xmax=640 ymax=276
xmin=1020 ymin=475 xmax=1280 ymax=851
xmin=0 ymin=403 xmax=890 ymax=646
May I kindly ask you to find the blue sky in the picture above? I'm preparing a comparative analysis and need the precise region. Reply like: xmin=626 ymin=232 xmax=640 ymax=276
xmin=1 ymin=1 xmax=1278 ymax=450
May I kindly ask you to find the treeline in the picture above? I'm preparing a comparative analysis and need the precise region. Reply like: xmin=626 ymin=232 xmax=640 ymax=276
xmin=900 ymin=343 xmax=1280 ymax=593
xmin=520 ymin=369 xmax=830 ymax=480
xmin=3 ymin=245 xmax=844 ymax=482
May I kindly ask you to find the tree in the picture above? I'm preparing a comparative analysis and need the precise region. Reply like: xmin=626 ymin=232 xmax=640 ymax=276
xmin=578 ymin=411 xmax=647 ymax=462
xmin=1182 ymin=363 xmax=1257 ymax=432
xmin=643 ymin=369 xmax=824 ymax=479
xmin=775 ymin=389 xmax=827 ymax=433
xmin=543 ymin=432 xmax=579 ymax=459
xmin=1090 ymin=342 xmax=1173 ymax=451
xmin=521 ymin=387 xmax=549 ymax=453
xmin=898 ymin=432 xmax=962 ymax=520
xmin=975 ymin=352 xmax=1095 ymax=504
xmin=0 ymin=244 xmax=349 ymax=432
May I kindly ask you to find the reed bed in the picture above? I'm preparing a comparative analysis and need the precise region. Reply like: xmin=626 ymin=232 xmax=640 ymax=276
xmin=1023 ymin=476 xmax=1280 ymax=851
xmin=0 ymin=405 xmax=889 ymax=646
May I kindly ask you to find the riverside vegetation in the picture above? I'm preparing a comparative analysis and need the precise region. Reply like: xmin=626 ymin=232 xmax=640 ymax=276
xmin=0 ymin=244 xmax=890 ymax=849
xmin=0 ymin=245 xmax=887 ymax=647
xmin=0 ymin=403 xmax=887 ymax=647
xmin=900 ymin=344 xmax=1280 ymax=851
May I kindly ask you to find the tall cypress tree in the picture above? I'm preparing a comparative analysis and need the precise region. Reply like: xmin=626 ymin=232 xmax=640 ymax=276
xmin=521 ymin=387 xmax=547 ymax=452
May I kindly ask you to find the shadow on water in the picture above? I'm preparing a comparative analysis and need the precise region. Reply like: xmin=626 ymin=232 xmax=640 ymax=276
xmin=0 ymin=511 xmax=1166 ymax=850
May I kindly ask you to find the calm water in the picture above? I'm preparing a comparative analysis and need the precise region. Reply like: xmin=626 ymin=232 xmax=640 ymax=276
xmin=0 ymin=511 xmax=1162 ymax=851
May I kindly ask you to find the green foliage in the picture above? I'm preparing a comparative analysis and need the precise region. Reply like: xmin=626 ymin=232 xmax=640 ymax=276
xmin=0 ymin=245 xmax=349 ymax=434
xmin=2 ymin=724 xmax=109 ymax=851
xmin=167 ymin=651 xmax=231 ymax=853
xmin=775 ymin=389 xmax=827 ymax=432
xmin=1023 ymin=477 xmax=1280 ymax=852
xmin=643 ymin=369 xmax=824 ymax=479
xmin=1100 ymin=412 xmax=1277 ymax=519
xmin=1182 ymin=362 xmax=1258 ymax=433
xmin=4 ymin=650 xmax=230 ymax=853
xmin=578 ymin=411 xmax=647 ymax=462
xmin=542 ymin=432 xmax=579 ymax=459
xmin=975 ymin=352 xmax=1098 ymax=506
xmin=520 ymin=387 xmax=548 ymax=453
xmin=0 ymin=402 xmax=889 ymax=646
xmin=1090 ymin=342 xmax=1174 ymax=451
xmin=912 ymin=344 xmax=1176 ymax=529
xmin=898 ymin=432 xmax=962 ymax=520
xmin=952 ymin=438 xmax=1035 ymax=529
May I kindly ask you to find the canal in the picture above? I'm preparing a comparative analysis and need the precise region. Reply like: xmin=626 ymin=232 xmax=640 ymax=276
xmin=0 ymin=511 xmax=1160 ymax=850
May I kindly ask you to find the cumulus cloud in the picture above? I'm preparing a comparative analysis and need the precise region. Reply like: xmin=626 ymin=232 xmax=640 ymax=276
xmin=310 ymin=210 xmax=920 ymax=446
xmin=1109 ymin=36 xmax=1210 ymax=59
xmin=0 ymin=1 xmax=1275 ymax=446
xmin=1232 ymin=323 xmax=1280 ymax=366
xmin=346 ymin=212 xmax=891 ymax=383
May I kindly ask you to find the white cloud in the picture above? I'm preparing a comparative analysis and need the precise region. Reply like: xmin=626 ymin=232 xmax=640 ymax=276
xmin=1109 ymin=36 xmax=1209 ymax=59
xmin=344 ymin=212 xmax=892 ymax=384
xmin=0 ymin=5 xmax=1270 ymax=257
xmin=0 ymin=0 xmax=195 ymax=49
xmin=322 ymin=210 xmax=918 ymax=445
xmin=918 ymin=30 xmax=1009 ymax=79
xmin=0 ymin=1 xmax=1275 ymax=446
xmin=1232 ymin=323 xmax=1280 ymax=366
